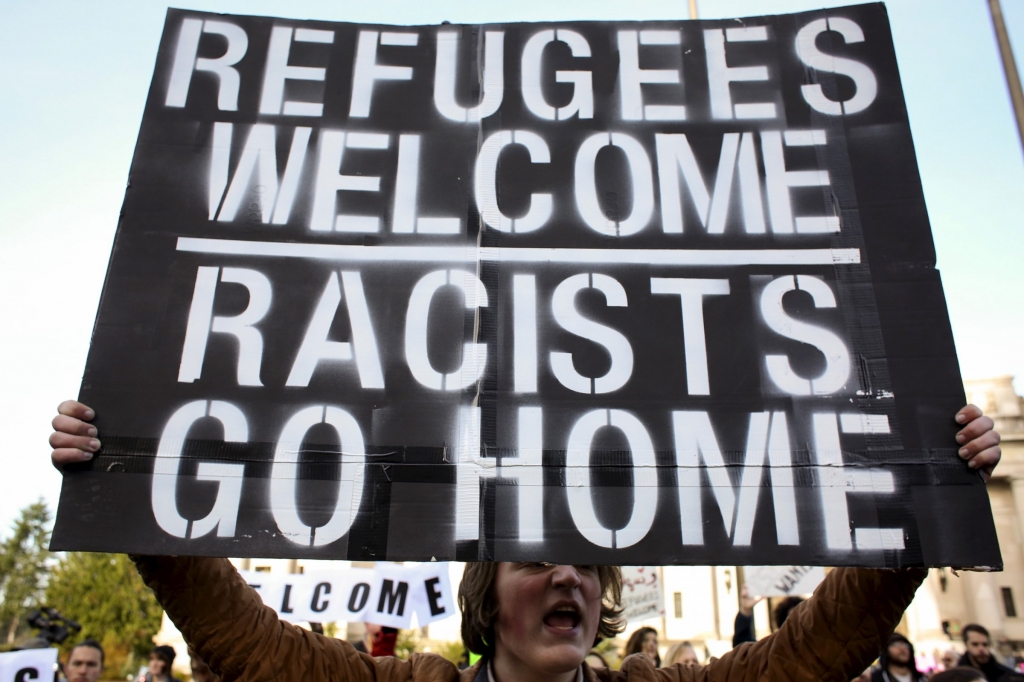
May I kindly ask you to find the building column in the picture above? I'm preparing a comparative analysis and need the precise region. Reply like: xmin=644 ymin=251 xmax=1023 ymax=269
xmin=1009 ymin=477 xmax=1024 ymax=550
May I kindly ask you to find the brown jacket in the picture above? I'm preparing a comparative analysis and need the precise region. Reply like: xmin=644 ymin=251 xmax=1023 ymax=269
xmin=134 ymin=556 xmax=925 ymax=682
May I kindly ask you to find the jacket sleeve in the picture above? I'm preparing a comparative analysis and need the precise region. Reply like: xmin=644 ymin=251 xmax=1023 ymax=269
xmin=132 ymin=555 xmax=459 ymax=682
xmin=703 ymin=567 xmax=927 ymax=682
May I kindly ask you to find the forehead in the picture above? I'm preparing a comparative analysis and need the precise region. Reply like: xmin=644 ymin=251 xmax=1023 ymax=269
xmin=69 ymin=647 xmax=102 ymax=664
xmin=967 ymin=632 xmax=989 ymax=643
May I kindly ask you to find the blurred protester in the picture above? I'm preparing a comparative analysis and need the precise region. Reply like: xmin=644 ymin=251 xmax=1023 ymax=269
xmin=142 ymin=645 xmax=182 ymax=682
xmin=65 ymin=639 xmax=104 ymax=682
xmin=773 ymin=596 xmax=804 ymax=630
xmin=352 ymin=623 xmax=373 ymax=653
xmin=930 ymin=668 xmax=985 ymax=682
xmin=622 ymin=627 xmax=660 ymax=666
xmin=187 ymin=647 xmax=220 ymax=682
xmin=942 ymin=650 xmax=962 ymax=671
xmin=584 ymin=651 xmax=609 ymax=670
xmin=662 ymin=642 xmax=699 ymax=668
xmin=870 ymin=633 xmax=925 ymax=682
xmin=352 ymin=623 xmax=398 ymax=657
xmin=996 ymin=638 xmax=1019 ymax=669
xmin=732 ymin=585 xmax=763 ymax=647
xmin=372 ymin=627 xmax=398 ymax=657
xmin=958 ymin=624 xmax=1015 ymax=682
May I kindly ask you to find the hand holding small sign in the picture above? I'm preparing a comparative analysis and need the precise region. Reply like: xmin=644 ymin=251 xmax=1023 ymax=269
xmin=739 ymin=585 xmax=763 ymax=618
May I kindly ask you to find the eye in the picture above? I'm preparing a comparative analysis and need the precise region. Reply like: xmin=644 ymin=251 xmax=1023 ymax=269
xmin=575 ymin=564 xmax=597 ymax=574
xmin=517 ymin=562 xmax=555 ymax=570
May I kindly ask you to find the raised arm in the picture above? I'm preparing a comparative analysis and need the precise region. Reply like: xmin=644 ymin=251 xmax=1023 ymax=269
xmin=730 ymin=586 xmax=759 ymax=648
xmin=130 ymin=555 xmax=466 ymax=682
xmin=708 ymin=566 xmax=926 ymax=681
xmin=134 ymin=555 xmax=328 ymax=682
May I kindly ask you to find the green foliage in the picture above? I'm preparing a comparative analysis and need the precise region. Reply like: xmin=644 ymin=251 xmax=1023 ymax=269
xmin=45 ymin=553 xmax=163 ymax=678
xmin=432 ymin=639 xmax=466 ymax=666
xmin=394 ymin=628 xmax=418 ymax=660
xmin=0 ymin=500 xmax=52 ymax=644
xmin=593 ymin=636 xmax=622 ymax=670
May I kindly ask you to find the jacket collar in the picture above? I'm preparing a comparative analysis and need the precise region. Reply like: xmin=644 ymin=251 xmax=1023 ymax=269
xmin=476 ymin=661 xmax=584 ymax=682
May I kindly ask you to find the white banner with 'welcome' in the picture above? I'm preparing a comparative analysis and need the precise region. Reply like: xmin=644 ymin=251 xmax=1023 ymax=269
xmin=239 ymin=563 xmax=455 ymax=629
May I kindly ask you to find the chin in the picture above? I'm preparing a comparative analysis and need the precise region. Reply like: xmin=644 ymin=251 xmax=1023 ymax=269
xmin=537 ymin=645 xmax=588 ymax=673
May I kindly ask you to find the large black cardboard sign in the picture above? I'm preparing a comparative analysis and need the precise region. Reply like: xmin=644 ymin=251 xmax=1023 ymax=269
xmin=52 ymin=4 xmax=1002 ymax=568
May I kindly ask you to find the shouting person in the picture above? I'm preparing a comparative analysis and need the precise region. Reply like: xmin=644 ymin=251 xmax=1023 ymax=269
xmin=49 ymin=402 xmax=1002 ymax=682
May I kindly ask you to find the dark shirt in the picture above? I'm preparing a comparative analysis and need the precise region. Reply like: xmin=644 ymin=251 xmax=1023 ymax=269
xmin=870 ymin=666 xmax=925 ymax=682
xmin=958 ymin=652 xmax=1016 ymax=682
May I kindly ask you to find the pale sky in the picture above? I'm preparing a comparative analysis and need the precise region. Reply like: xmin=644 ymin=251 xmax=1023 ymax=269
xmin=1 ymin=0 xmax=1022 ymax=531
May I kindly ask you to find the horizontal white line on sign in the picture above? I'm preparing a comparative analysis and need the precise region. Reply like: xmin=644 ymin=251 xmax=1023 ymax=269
xmin=177 ymin=237 xmax=862 ymax=266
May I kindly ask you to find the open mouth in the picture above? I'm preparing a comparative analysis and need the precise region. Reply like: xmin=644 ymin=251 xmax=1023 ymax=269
xmin=543 ymin=604 xmax=581 ymax=630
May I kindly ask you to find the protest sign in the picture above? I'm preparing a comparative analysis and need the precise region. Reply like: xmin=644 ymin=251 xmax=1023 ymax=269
xmin=620 ymin=566 xmax=664 ymax=623
xmin=238 ymin=563 xmax=454 ymax=627
xmin=52 ymin=3 xmax=1000 ymax=568
xmin=0 ymin=649 xmax=57 ymax=682
xmin=742 ymin=565 xmax=825 ymax=598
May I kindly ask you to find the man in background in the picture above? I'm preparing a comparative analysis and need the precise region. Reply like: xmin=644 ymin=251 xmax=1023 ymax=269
xmin=958 ymin=624 xmax=1015 ymax=682
xmin=65 ymin=640 xmax=103 ymax=682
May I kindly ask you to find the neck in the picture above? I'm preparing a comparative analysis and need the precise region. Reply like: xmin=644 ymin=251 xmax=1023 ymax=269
xmin=888 ymin=662 xmax=910 ymax=675
xmin=490 ymin=652 xmax=578 ymax=682
xmin=154 ymin=674 xmax=168 ymax=682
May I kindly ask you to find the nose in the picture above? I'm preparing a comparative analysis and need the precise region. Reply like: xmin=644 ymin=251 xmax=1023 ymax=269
xmin=550 ymin=564 xmax=583 ymax=589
